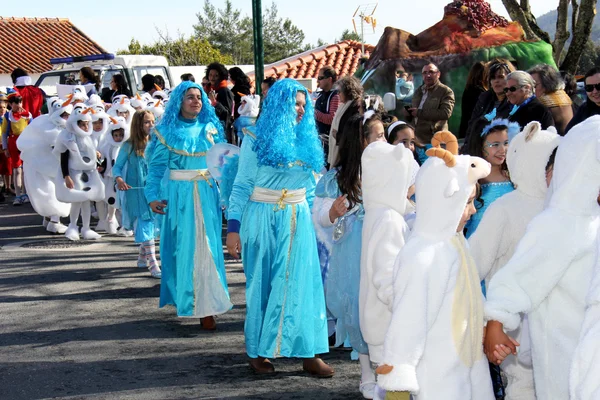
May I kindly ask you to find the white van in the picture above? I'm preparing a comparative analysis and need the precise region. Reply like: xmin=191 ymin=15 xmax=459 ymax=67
xmin=34 ymin=54 xmax=174 ymax=98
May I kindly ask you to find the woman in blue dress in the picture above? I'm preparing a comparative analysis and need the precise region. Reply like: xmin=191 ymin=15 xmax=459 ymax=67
xmin=145 ymin=81 xmax=232 ymax=330
xmin=225 ymin=79 xmax=332 ymax=377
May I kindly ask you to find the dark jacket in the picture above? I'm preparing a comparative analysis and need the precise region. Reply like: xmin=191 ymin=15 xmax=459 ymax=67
xmin=101 ymin=88 xmax=133 ymax=104
xmin=459 ymin=84 xmax=485 ymax=139
xmin=462 ymin=90 xmax=512 ymax=151
xmin=411 ymin=81 xmax=455 ymax=144
xmin=231 ymin=83 xmax=252 ymax=120
xmin=508 ymin=97 xmax=554 ymax=131
xmin=213 ymin=87 xmax=234 ymax=136
xmin=565 ymin=100 xmax=600 ymax=134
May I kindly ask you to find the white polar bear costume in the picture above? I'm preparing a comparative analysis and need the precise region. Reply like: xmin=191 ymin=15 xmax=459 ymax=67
xmin=53 ymin=103 xmax=106 ymax=241
xmin=469 ymin=121 xmax=560 ymax=400
xmin=359 ymin=140 xmax=414 ymax=364
xmin=17 ymin=97 xmax=73 ymax=233
xmin=376 ymin=134 xmax=493 ymax=400
xmin=570 ymin=235 xmax=600 ymax=400
xmin=484 ymin=115 xmax=600 ymax=400
xmin=98 ymin=116 xmax=130 ymax=234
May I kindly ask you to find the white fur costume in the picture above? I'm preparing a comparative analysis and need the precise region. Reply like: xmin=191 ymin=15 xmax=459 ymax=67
xmin=98 ymin=116 xmax=130 ymax=234
xmin=16 ymin=97 xmax=73 ymax=233
xmin=570 ymin=235 xmax=600 ymax=400
xmin=238 ymin=94 xmax=260 ymax=117
xmin=469 ymin=122 xmax=560 ymax=400
xmin=377 ymin=147 xmax=493 ymax=399
xmin=108 ymin=97 xmax=135 ymax=125
xmin=359 ymin=141 xmax=414 ymax=364
xmin=87 ymin=94 xmax=110 ymax=148
xmin=484 ymin=116 xmax=600 ymax=400
xmin=53 ymin=103 xmax=105 ymax=240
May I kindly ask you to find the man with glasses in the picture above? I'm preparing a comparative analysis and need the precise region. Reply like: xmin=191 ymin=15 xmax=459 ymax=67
xmin=315 ymin=66 xmax=340 ymax=167
xmin=408 ymin=62 xmax=455 ymax=145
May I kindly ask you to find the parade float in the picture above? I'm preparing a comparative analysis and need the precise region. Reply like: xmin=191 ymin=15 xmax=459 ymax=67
xmin=357 ymin=0 xmax=556 ymax=133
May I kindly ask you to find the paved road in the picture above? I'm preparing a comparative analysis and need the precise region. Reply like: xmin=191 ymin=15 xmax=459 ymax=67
xmin=0 ymin=199 xmax=364 ymax=400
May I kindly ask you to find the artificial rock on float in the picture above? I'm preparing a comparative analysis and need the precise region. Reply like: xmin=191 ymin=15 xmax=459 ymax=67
xmin=357 ymin=0 xmax=556 ymax=135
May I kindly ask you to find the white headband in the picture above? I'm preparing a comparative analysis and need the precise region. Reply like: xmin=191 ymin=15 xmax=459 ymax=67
xmin=388 ymin=120 xmax=407 ymax=135
xmin=363 ymin=110 xmax=376 ymax=125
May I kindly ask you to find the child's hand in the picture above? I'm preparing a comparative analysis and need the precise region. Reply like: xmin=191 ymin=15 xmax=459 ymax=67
xmin=96 ymin=151 xmax=102 ymax=161
xmin=149 ymin=200 xmax=166 ymax=215
xmin=484 ymin=320 xmax=519 ymax=365
xmin=328 ymin=194 xmax=349 ymax=223
xmin=116 ymin=177 xmax=131 ymax=191
xmin=64 ymin=176 xmax=75 ymax=189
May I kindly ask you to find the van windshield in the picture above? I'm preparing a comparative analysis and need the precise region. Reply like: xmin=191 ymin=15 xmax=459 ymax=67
xmin=35 ymin=68 xmax=124 ymax=97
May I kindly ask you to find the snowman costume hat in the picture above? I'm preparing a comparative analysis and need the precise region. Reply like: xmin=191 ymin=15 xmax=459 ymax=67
xmin=108 ymin=96 xmax=135 ymax=124
xmin=52 ymin=103 xmax=105 ymax=240
xmin=131 ymin=93 xmax=148 ymax=110
xmin=238 ymin=94 xmax=260 ymax=118
xmin=86 ymin=95 xmax=110 ymax=147
xmin=469 ymin=122 xmax=560 ymax=400
xmin=359 ymin=139 xmax=414 ymax=364
xmin=146 ymin=99 xmax=165 ymax=121
xmin=377 ymin=132 xmax=494 ymax=399
xmin=484 ymin=116 xmax=600 ymax=400
xmin=71 ymin=85 xmax=89 ymax=103
xmin=16 ymin=97 xmax=73 ymax=227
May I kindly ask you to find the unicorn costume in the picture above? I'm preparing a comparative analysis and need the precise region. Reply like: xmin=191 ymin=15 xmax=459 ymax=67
xmin=484 ymin=115 xmax=600 ymax=400
xmin=16 ymin=97 xmax=72 ymax=233
xmin=359 ymin=140 xmax=415 ymax=365
xmin=227 ymin=79 xmax=329 ymax=359
xmin=145 ymin=81 xmax=232 ymax=318
xmin=53 ymin=103 xmax=105 ymax=241
xmin=377 ymin=135 xmax=493 ymax=400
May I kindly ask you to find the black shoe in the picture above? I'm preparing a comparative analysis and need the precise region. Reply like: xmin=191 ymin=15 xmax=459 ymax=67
xmin=0 ymin=192 xmax=4 ymax=202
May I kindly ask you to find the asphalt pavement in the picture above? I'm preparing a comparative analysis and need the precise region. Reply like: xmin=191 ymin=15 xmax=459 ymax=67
xmin=0 ymin=198 xmax=364 ymax=400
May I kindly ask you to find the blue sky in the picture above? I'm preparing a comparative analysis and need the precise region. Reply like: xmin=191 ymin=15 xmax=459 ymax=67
xmin=14 ymin=0 xmax=555 ymax=56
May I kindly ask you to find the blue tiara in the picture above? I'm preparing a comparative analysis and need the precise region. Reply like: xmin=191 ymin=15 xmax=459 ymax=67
xmin=481 ymin=118 xmax=521 ymax=141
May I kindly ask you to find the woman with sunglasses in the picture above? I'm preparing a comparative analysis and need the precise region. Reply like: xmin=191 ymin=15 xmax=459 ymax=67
xmin=504 ymin=70 xmax=554 ymax=131
xmin=565 ymin=66 xmax=600 ymax=134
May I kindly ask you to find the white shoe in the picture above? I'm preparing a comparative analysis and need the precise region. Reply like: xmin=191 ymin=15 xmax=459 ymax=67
xmin=116 ymin=227 xmax=133 ymax=237
xmin=106 ymin=219 xmax=119 ymax=235
xmin=65 ymin=225 xmax=80 ymax=241
xmin=47 ymin=221 xmax=68 ymax=234
xmin=81 ymin=228 xmax=101 ymax=240
xmin=95 ymin=219 xmax=108 ymax=232
xmin=42 ymin=217 xmax=49 ymax=228
xmin=359 ymin=381 xmax=377 ymax=400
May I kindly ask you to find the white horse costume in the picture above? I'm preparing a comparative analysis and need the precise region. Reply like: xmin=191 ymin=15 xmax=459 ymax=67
xmin=98 ymin=116 xmax=130 ymax=234
xmin=53 ymin=103 xmax=105 ymax=241
xmin=16 ymin=97 xmax=73 ymax=233
xmin=377 ymin=133 xmax=494 ymax=400
xmin=484 ymin=116 xmax=600 ymax=400
xmin=359 ymin=140 xmax=414 ymax=364
xmin=469 ymin=121 xmax=560 ymax=400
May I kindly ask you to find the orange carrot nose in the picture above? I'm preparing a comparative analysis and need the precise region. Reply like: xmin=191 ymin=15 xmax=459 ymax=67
xmin=120 ymin=97 xmax=126 ymax=105
xmin=63 ymin=94 xmax=74 ymax=106
xmin=237 ymin=92 xmax=246 ymax=97
xmin=155 ymin=100 xmax=161 ymax=107
xmin=82 ymin=107 xmax=92 ymax=114
xmin=136 ymin=93 xmax=142 ymax=100
xmin=109 ymin=117 xmax=118 ymax=124
xmin=154 ymin=83 xmax=162 ymax=91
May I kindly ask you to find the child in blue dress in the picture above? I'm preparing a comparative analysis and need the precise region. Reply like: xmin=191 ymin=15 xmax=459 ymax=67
xmin=315 ymin=113 xmax=375 ymax=398
xmin=464 ymin=119 xmax=519 ymax=239
xmin=113 ymin=110 xmax=161 ymax=279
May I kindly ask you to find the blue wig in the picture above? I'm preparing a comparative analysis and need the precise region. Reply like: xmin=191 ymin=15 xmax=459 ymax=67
xmin=156 ymin=80 xmax=225 ymax=142
xmin=254 ymin=78 xmax=324 ymax=171
xmin=481 ymin=118 xmax=521 ymax=142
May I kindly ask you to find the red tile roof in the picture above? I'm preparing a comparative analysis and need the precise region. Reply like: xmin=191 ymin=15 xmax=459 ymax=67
xmin=252 ymin=40 xmax=375 ymax=81
xmin=0 ymin=17 xmax=107 ymax=74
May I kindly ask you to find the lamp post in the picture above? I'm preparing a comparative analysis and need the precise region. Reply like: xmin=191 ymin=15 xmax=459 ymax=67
xmin=252 ymin=0 xmax=264 ymax=95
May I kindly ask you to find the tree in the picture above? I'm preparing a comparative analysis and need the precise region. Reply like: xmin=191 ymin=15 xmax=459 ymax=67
xmin=119 ymin=30 xmax=233 ymax=66
xmin=501 ymin=0 xmax=598 ymax=73
xmin=193 ymin=0 xmax=254 ymax=64
xmin=262 ymin=3 xmax=306 ymax=63
xmin=338 ymin=29 xmax=361 ymax=42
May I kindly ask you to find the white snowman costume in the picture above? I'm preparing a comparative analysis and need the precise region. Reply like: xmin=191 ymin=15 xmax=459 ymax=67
xmin=359 ymin=140 xmax=414 ymax=365
xmin=86 ymin=94 xmax=110 ymax=147
xmin=108 ymin=96 xmax=135 ymax=125
xmin=570 ymin=235 xmax=600 ymax=400
xmin=98 ymin=116 xmax=130 ymax=234
xmin=146 ymin=99 xmax=165 ymax=122
xmin=468 ymin=121 xmax=560 ymax=400
xmin=376 ymin=140 xmax=493 ymax=400
xmin=53 ymin=103 xmax=105 ymax=241
xmin=16 ymin=97 xmax=73 ymax=233
xmin=484 ymin=115 xmax=600 ymax=400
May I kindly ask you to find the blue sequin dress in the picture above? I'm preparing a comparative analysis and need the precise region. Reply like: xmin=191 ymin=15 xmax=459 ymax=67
xmin=465 ymin=181 xmax=515 ymax=239
xmin=315 ymin=168 xmax=368 ymax=354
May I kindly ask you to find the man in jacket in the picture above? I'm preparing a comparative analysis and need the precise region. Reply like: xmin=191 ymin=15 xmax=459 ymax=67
xmin=408 ymin=63 xmax=455 ymax=144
